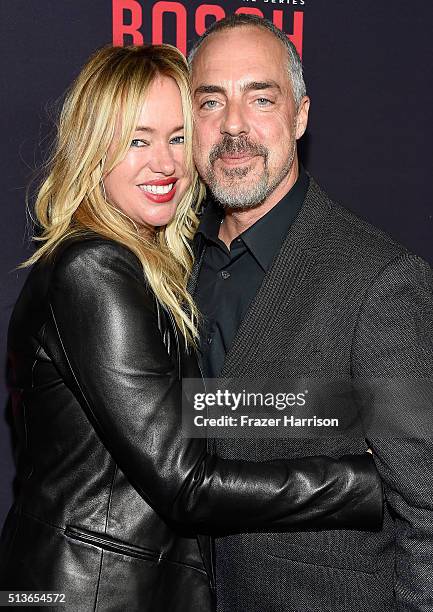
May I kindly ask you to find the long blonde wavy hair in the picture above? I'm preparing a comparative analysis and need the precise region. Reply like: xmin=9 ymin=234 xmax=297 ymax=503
xmin=23 ymin=44 xmax=205 ymax=345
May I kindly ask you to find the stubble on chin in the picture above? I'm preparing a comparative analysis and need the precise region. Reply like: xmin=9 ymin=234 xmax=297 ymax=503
xmin=205 ymin=160 xmax=270 ymax=210
xmin=207 ymin=146 xmax=297 ymax=211
xmin=203 ymin=134 xmax=268 ymax=209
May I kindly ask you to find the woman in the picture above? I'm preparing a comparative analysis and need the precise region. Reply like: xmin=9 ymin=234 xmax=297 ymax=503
xmin=0 ymin=45 xmax=381 ymax=611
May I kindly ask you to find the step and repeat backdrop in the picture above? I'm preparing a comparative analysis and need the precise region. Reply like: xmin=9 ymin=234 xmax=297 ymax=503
xmin=1 ymin=0 xmax=432 ymax=527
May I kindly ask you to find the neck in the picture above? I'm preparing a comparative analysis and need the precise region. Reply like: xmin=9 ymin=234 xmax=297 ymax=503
xmin=218 ymin=158 xmax=299 ymax=247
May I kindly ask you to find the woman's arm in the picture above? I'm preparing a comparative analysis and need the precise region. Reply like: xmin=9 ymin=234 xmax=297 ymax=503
xmin=46 ymin=239 xmax=382 ymax=532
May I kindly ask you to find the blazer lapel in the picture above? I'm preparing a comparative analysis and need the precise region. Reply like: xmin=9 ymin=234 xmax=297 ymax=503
xmin=220 ymin=240 xmax=313 ymax=376
xmin=220 ymin=178 xmax=331 ymax=377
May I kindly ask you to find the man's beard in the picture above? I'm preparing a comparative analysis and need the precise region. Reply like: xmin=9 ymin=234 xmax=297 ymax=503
xmin=203 ymin=133 xmax=296 ymax=210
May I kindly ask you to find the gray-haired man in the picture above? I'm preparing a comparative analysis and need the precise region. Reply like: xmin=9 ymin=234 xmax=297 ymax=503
xmin=188 ymin=14 xmax=433 ymax=612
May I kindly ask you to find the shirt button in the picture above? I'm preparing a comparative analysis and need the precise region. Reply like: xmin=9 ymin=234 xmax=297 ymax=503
xmin=221 ymin=270 xmax=231 ymax=279
xmin=207 ymin=336 xmax=213 ymax=344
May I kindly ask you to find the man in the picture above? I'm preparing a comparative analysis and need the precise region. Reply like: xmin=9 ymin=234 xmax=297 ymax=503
xmin=188 ymin=14 xmax=433 ymax=612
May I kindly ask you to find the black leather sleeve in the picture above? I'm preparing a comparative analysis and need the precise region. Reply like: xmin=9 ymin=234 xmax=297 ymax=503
xmin=46 ymin=240 xmax=382 ymax=532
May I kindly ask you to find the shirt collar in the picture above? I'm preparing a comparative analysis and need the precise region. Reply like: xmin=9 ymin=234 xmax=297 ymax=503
xmin=197 ymin=167 xmax=309 ymax=271
xmin=196 ymin=197 xmax=223 ymax=244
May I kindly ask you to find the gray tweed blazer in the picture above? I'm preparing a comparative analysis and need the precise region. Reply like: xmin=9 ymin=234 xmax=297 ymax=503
xmin=190 ymin=177 xmax=433 ymax=612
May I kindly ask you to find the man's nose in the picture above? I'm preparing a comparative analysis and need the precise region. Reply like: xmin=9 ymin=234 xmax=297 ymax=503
xmin=220 ymin=100 xmax=249 ymax=137
xmin=149 ymin=142 xmax=176 ymax=175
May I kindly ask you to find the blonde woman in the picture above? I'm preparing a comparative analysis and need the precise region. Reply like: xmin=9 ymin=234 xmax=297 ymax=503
xmin=0 ymin=45 xmax=382 ymax=611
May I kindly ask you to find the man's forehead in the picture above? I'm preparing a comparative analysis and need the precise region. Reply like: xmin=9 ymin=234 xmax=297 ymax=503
xmin=192 ymin=26 xmax=285 ymax=65
xmin=191 ymin=27 xmax=288 ymax=86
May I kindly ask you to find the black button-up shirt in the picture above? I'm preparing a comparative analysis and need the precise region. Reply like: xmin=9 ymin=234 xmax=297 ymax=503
xmin=195 ymin=168 xmax=309 ymax=377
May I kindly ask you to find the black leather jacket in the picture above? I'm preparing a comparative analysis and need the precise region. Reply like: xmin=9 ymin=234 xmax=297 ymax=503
xmin=0 ymin=237 xmax=383 ymax=611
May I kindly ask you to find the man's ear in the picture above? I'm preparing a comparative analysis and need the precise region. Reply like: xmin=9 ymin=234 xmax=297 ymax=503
xmin=295 ymin=96 xmax=310 ymax=140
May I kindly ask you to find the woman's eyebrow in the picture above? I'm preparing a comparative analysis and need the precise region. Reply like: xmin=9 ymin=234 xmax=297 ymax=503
xmin=134 ymin=125 xmax=184 ymax=133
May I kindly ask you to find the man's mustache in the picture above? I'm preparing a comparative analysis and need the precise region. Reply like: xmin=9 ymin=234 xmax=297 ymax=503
xmin=209 ymin=135 xmax=268 ymax=165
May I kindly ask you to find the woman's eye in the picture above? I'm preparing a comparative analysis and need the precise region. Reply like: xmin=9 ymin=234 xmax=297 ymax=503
xmin=131 ymin=139 xmax=148 ymax=147
xmin=170 ymin=135 xmax=185 ymax=145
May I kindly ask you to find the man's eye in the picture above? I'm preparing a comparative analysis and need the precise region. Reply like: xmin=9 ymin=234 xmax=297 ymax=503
xmin=200 ymin=100 xmax=220 ymax=110
xmin=131 ymin=139 xmax=148 ymax=147
xmin=170 ymin=135 xmax=185 ymax=144
xmin=256 ymin=98 xmax=273 ymax=106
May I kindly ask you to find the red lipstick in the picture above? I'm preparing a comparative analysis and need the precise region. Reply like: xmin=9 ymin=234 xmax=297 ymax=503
xmin=137 ymin=177 xmax=178 ymax=203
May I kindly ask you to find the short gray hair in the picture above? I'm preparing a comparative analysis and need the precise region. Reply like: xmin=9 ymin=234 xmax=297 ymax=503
xmin=188 ymin=13 xmax=307 ymax=107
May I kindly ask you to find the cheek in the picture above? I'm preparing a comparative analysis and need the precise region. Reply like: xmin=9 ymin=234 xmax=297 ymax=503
xmin=255 ymin=120 xmax=286 ymax=141
xmin=254 ymin=120 xmax=295 ymax=161
xmin=174 ymin=174 xmax=192 ymax=205
xmin=173 ymin=148 xmax=186 ymax=172
xmin=252 ymin=106 xmax=295 ymax=139
xmin=194 ymin=118 xmax=216 ymax=148
xmin=104 ymin=166 xmax=123 ymax=202
xmin=104 ymin=157 xmax=136 ymax=194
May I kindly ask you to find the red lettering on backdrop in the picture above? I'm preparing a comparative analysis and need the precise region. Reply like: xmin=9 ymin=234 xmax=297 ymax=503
xmin=112 ymin=2 xmax=304 ymax=60
xmin=235 ymin=8 xmax=264 ymax=18
xmin=152 ymin=1 xmax=187 ymax=55
xmin=195 ymin=4 xmax=225 ymax=36
xmin=112 ymin=0 xmax=143 ymax=45
xmin=273 ymin=10 xmax=303 ymax=58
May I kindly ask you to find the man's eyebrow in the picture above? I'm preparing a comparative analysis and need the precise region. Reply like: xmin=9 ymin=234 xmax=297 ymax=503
xmin=193 ymin=82 xmax=282 ymax=97
xmin=241 ymin=80 xmax=282 ymax=93
xmin=194 ymin=85 xmax=226 ymax=96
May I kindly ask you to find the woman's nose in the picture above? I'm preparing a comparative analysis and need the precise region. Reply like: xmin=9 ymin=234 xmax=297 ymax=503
xmin=149 ymin=143 xmax=176 ymax=175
